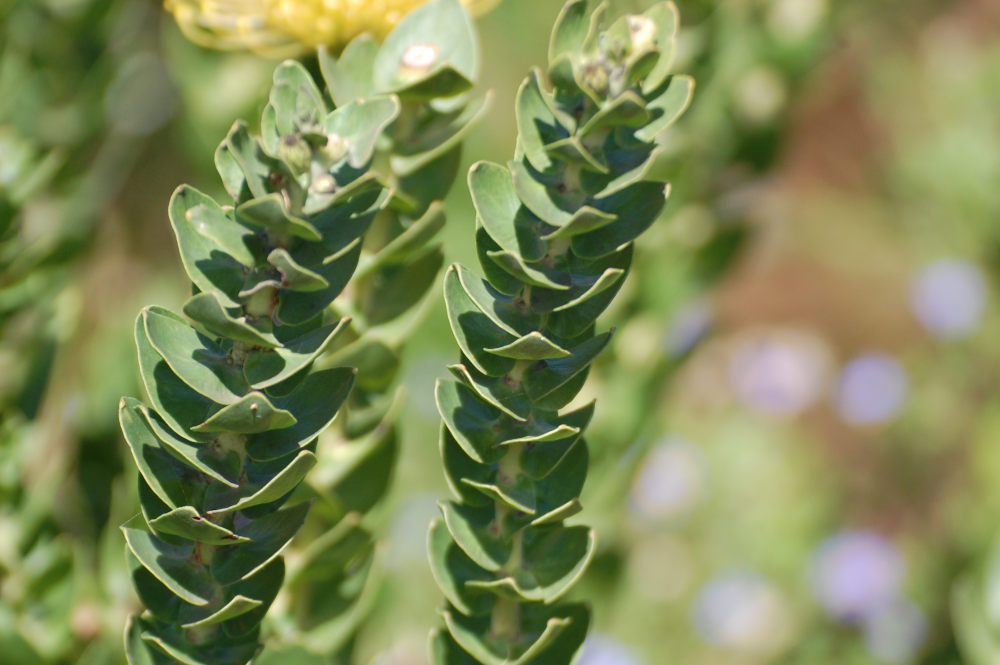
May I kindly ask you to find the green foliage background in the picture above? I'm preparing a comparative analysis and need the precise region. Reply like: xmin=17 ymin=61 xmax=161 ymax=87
xmin=3 ymin=0 xmax=1000 ymax=664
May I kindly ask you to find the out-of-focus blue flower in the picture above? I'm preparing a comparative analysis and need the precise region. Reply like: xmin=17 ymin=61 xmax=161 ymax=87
xmin=834 ymin=353 xmax=908 ymax=426
xmin=664 ymin=300 xmax=713 ymax=356
xmin=691 ymin=571 xmax=789 ymax=652
xmin=810 ymin=530 xmax=904 ymax=623
xmin=863 ymin=598 xmax=928 ymax=663
xmin=576 ymin=635 xmax=644 ymax=665
xmin=909 ymin=259 xmax=986 ymax=339
xmin=629 ymin=436 xmax=705 ymax=523
xmin=729 ymin=331 xmax=830 ymax=416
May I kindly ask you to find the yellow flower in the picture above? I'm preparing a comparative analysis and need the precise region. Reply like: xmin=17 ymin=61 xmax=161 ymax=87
xmin=165 ymin=0 xmax=499 ymax=55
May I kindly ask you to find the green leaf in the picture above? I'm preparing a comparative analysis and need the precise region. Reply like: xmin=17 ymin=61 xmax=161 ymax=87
xmin=149 ymin=507 xmax=249 ymax=545
xmin=168 ymin=186 xmax=248 ymax=307
xmin=443 ymin=265 xmax=518 ymax=377
xmin=267 ymin=60 xmax=327 ymax=138
xmin=355 ymin=201 xmax=446 ymax=278
xmin=245 ymin=366 xmax=356 ymax=461
xmin=243 ymin=317 xmax=349 ymax=389
xmin=635 ymin=74 xmax=693 ymax=142
xmin=391 ymin=91 xmax=492 ymax=176
xmin=447 ymin=362 xmax=533 ymax=421
xmin=548 ymin=0 xmax=600 ymax=65
xmin=515 ymin=70 xmax=572 ymax=173
xmin=143 ymin=306 xmax=248 ymax=404
xmin=237 ymin=194 xmax=322 ymax=243
xmin=570 ymin=180 xmax=667 ymax=258
xmin=193 ymin=392 xmax=296 ymax=434
xmin=468 ymin=527 xmax=595 ymax=603
xmin=181 ymin=596 xmax=262 ymax=630
xmin=119 ymin=397 xmax=207 ymax=510
xmin=427 ymin=519 xmax=495 ymax=616
xmin=509 ymin=160 xmax=615 ymax=231
xmin=485 ymin=332 xmax=571 ymax=360
xmin=639 ymin=2 xmax=680 ymax=95
xmin=267 ymin=248 xmax=330 ymax=291
xmin=183 ymin=292 xmax=278 ymax=348
xmin=522 ymin=332 xmax=612 ymax=405
xmin=206 ymin=450 xmax=317 ymax=515
xmin=440 ymin=501 xmax=508 ymax=572
xmin=324 ymin=96 xmax=401 ymax=169
xmin=211 ymin=502 xmax=311 ymax=585
xmin=123 ymin=527 xmax=215 ymax=606
xmin=469 ymin=161 xmax=548 ymax=263
xmin=374 ymin=0 xmax=478 ymax=99
xmin=361 ymin=246 xmax=443 ymax=326
xmin=320 ymin=36 xmax=378 ymax=107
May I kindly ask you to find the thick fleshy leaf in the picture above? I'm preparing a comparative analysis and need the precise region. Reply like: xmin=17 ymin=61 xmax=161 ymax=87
xmin=440 ymin=501 xmax=508 ymax=572
xmin=485 ymin=331 xmax=571 ymax=360
xmin=515 ymin=71 xmax=571 ymax=173
xmin=579 ymin=91 xmax=650 ymax=136
xmin=143 ymin=306 xmax=248 ymax=404
xmin=469 ymin=161 xmax=548 ymax=263
xmin=547 ymin=0 xmax=600 ymax=65
xmin=509 ymin=159 xmax=615 ymax=231
xmin=237 ymin=194 xmax=322 ymax=243
xmin=183 ymin=292 xmax=278 ymax=348
xmin=361 ymin=246 xmax=443 ymax=326
xmin=211 ymin=502 xmax=310 ymax=585
xmin=181 ymin=596 xmax=262 ymax=630
xmin=428 ymin=519 xmax=495 ymax=616
xmin=243 ymin=318 xmax=349 ymax=389
xmin=324 ymin=96 xmax=401 ymax=169
xmin=391 ymin=91 xmax=492 ymax=176
xmin=193 ymin=392 xmax=296 ymax=434
xmin=444 ymin=266 xmax=518 ymax=377
xmin=245 ymin=367 xmax=356 ymax=461
xmin=447 ymin=362 xmax=532 ymax=421
xmin=522 ymin=333 xmax=612 ymax=404
xmin=206 ymin=450 xmax=316 ymax=515
xmin=120 ymin=397 xmax=208 ymax=509
xmin=570 ymin=180 xmax=668 ymax=258
xmin=123 ymin=527 xmax=215 ymax=606
xmin=638 ymin=2 xmax=680 ymax=95
xmin=320 ymin=35 xmax=378 ymax=107
xmin=149 ymin=507 xmax=248 ymax=545
xmin=267 ymin=61 xmax=326 ymax=138
xmin=168 ymin=186 xmax=251 ymax=306
xmin=355 ymin=201 xmax=446 ymax=278
xmin=635 ymin=74 xmax=694 ymax=142
xmin=267 ymin=248 xmax=329 ymax=291
xmin=373 ymin=0 xmax=478 ymax=99
xmin=139 ymin=402 xmax=240 ymax=487
xmin=467 ymin=527 xmax=595 ymax=603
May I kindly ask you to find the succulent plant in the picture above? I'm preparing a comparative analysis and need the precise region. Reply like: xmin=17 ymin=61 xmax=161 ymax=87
xmin=119 ymin=57 xmax=400 ymax=663
xmin=259 ymin=0 xmax=487 ymax=659
xmin=426 ymin=1 xmax=693 ymax=663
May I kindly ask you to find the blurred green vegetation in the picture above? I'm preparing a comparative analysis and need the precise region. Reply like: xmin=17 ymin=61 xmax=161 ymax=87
xmin=3 ymin=0 xmax=1000 ymax=663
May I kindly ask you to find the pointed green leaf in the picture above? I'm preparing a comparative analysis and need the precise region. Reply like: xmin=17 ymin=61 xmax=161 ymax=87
xmin=319 ymin=35 xmax=378 ymax=107
xmin=324 ymin=96 xmax=401 ymax=168
xmin=635 ymin=74 xmax=693 ymax=142
xmin=149 ymin=507 xmax=249 ymax=545
xmin=143 ymin=306 xmax=248 ymax=404
xmin=237 ymin=193 xmax=322 ymax=243
xmin=123 ymin=527 xmax=215 ymax=606
xmin=243 ymin=318 xmax=349 ymax=389
xmin=485 ymin=331 xmax=571 ymax=360
xmin=193 ymin=392 xmax=296 ymax=434
xmin=183 ymin=292 xmax=278 ymax=348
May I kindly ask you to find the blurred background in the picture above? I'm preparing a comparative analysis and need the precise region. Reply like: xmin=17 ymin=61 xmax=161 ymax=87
xmin=3 ymin=0 xmax=1000 ymax=663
